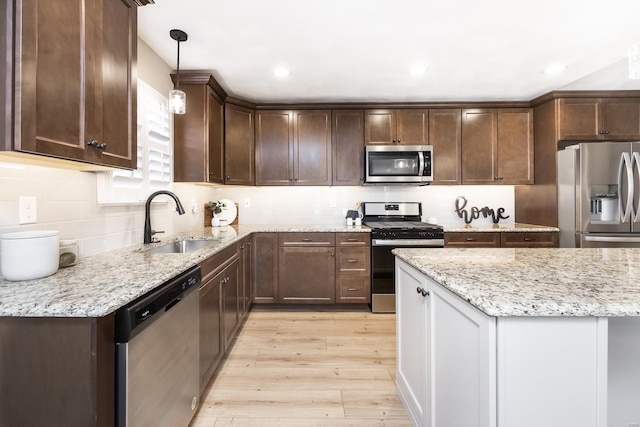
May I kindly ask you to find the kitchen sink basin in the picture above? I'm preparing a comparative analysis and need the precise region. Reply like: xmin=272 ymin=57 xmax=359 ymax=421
xmin=145 ymin=239 xmax=215 ymax=254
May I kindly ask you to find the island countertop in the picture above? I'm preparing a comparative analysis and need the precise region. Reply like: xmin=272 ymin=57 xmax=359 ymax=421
xmin=393 ymin=247 xmax=640 ymax=317
xmin=0 ymin=224 xmax=369 ymax=317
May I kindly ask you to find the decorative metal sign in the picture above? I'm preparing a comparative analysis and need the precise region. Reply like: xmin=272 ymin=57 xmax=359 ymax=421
xmin=455 ymin=196 xmax=510 ymax=224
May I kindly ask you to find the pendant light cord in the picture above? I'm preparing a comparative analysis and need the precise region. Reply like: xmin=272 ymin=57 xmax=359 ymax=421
xmin=176 ymin=39 xmax=181 ymax=90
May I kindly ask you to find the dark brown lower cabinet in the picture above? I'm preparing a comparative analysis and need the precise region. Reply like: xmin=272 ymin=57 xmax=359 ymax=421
xmin=199 ymin=268 xmax=223 ymax=393
xmin=222 ymin=259 xmax=240 ymax=349
xmin=238 ymin=237 xmax=253 ymax=315
xmin=252 ymin=233 xmax=279 ymax=304
xmin=0 ymin=315 xmax=115 ymax=427
xmin=444 ymin=231 xmax=558 ymax=248
xmin=278 ymin=246 xmax=335 ymax=304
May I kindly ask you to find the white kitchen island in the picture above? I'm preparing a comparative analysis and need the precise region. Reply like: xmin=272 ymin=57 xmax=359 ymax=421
xmin=393 ymin=247 xmax=640 ymax=427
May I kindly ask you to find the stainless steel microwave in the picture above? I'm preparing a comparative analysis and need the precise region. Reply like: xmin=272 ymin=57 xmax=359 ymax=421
xmin=364 ymin=145 xmax=433 ymax=184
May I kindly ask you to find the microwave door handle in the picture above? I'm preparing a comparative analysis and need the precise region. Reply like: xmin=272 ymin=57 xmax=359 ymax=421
xmin=418 ymin=151 xmax=424 ymax=176
xmin=619 ymin=152 xmax=633 ymax=223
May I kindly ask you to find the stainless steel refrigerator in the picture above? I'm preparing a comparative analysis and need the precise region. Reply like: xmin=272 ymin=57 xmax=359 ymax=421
xmin=558 ymin=142 xmax=640 ymax=248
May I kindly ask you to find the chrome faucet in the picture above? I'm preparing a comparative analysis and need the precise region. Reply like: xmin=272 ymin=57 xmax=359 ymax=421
xmin=144 ymin=191 xmax=186 ymax=244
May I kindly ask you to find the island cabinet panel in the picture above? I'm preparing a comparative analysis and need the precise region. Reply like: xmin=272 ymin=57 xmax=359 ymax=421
xmin=173 ymin=81 xmax=224 ymax=183
xmin=9 ymin=0 xmax=137 ymax=169
xmin=252 ymin=233 xmax=279 ymax=304
xmin=332 ymin=109 xmax=365 ymax=185
xmin=497 ymin=317 xmax=605 ymax=427
xmin=396 ymin=259 xmax=497 ymax=427
xmin=429 ymin=109 xmax=462 ymax=184
xmin=445 ymin=232 xmax=501 ymax=248
xmin=255 ymin=110 xmax=332 ymax=185
xmin=0 ymin=315 xmax=115 ymax=427
xmin=225 ymin=103 xmax=255 ymax=185
xmin=558 ymin=97 xmax=640 ymax=141
xmin=364 ymin=109 xmax=429 ymax=145
xmin=278 ymin=233 xmax=335 ymax=304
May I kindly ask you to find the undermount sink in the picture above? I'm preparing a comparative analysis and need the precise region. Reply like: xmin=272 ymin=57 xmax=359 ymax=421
xmin=145 ymin=239 xmax=215 ymax=254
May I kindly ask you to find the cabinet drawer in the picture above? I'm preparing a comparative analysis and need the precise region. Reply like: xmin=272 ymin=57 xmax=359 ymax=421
xmin=501 ymin=232 xmax=558 ymax=248
xmin=336 ymin=247 xmax=370 ymax=274
xmin=336 ymin=276 xmax=370 ymax=302
xmin=444 ymin=232 xmax=500 ymax=248
xmin=200 ymin=244 xmax=239 ymax=281
xmin=279 ymin=232 xmax=335 ymax=246
xmin=336 ymin=233 xmax=370 ymax=246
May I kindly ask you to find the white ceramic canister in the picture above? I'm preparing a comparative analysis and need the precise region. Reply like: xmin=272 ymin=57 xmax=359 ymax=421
xmin=0 ymin=230 xmax=60 ymax=281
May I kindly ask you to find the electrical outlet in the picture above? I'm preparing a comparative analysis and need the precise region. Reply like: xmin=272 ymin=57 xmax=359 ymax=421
xmin=190 ymin=199 xmax=199 ymax=214
xmin=244 ymin=198 xmax=251 ymax=208
xmin=19 ymin=196 xmax=37 ymax=224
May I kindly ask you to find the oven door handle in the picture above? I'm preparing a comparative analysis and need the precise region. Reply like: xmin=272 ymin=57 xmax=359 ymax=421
xmin=418 ymin=151 xmax=425 ymax=177
xmin=372 ymin=239 xmax=444 ymax=247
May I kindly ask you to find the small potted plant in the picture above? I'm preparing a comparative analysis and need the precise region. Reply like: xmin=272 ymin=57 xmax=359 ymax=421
xmin=207 ymin=200 xmax=226 ymax=227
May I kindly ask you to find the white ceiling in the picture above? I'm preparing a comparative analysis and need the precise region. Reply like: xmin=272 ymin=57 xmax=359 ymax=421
xmin=138 ymin=0 xmax=640 ymax=103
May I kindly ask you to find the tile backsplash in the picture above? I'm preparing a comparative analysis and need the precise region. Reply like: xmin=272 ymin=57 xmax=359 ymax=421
xmin=0 ymin=161 xmax=514 ymax=258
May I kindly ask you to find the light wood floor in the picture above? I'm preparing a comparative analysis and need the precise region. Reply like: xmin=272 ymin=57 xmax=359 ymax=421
xmin=190 ymin=309 xmax=412 ymax=427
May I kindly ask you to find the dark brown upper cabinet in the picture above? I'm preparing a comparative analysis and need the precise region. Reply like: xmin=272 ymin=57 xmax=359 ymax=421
xmin=461 ymin=108 xmax=533 ymax=185
xmin=3 ymin=0 xmax=137 ymax=169
xmin=332 ymin=110 xmax=365 ymax=185
xmin=364 ymin=109 xmax=429 ymax=145
xmin=255 ymin=110 xmax=332 ymax=185
xmin=225 ymin=104 xmax=255 ymax=185
xmin=558 ymin=98 xmax=640 ymax=141
xmin=429 ymin=109 xmax=462 ymax=184
xmin=172 ymin=74 xmax=224 ymax=183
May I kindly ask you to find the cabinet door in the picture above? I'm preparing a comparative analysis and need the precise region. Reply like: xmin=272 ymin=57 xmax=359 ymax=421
xmin=558 ymin=98 xmax=600 ymax=141
xmin=199 ymin=273 xmax=223 ymax=393
xmin=207 ymin=88 xmax=225 ymax=184
xmin=497 ymin=108 xmax=533 ymax=185
xmin=252 ymin=233 xmax=278 ymax=304
xmin=462 ymin=109 xmax=498 ymax=184
xmin=225 ymin=104 xmax=255 ymax=185
xmin=293 ymin=110 xmax=332 ymax=185
xmin=601 ymin=98 xmax=640 ymax=140
xmin=430 ymin=109 xmax=462 ymax=184
xmin=332 ymin=110 xmax=364 ymax=185
xmin=278 ymin=246 xmax=335 ymax=304
xmin=14 ymin=0 xmax=136 ymax=168
xmin=238 ymin=237 xmax=253 ymax=316
xmin=365 ymin=110 xmax=396 ymax=145
xmin=255 ymin=110 xmax=294 ymax=185
xmin=429 ymin=276 xmax=496 ymax=427
xmin=96 ymin=0 xmax=137 ymax=169
xmin=396 ymin=260 xmax=430 ymax=426
xmin=396 ymin=109 xmax=429 ymax=145
xmin=16 ymin=0 xmax=90 ymax=161
xmin=222 ymin=259 xmax=240 ymax=350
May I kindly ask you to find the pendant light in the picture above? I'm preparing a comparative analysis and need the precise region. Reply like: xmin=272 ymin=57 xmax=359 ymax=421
xmin=169 ymin=29 xmax=188 ymax=114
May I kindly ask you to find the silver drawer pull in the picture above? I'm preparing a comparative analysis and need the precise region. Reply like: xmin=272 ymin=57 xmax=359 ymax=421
xmin=347 ymin=238 xmax=358 ymax=242
xmin=302 ymin=238 xmax=312 ymax=242
xmin=465 ymin=237 xmax=477 ymax=241
xmin=347 ymin=288 xmax=358 ymax=291
xmin=523 ymin=237 xmax=535 ymax=241
xmin=347 ymin=259 xmax=358 ymax=263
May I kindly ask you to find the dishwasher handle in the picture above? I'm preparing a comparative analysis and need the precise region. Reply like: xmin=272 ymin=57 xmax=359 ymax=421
xmin=115 ymin=266 xmax=201 ymax=343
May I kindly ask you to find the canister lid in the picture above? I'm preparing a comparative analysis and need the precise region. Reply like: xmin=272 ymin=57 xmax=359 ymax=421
xmin=0 ymin=230 xmax=59 ymax=240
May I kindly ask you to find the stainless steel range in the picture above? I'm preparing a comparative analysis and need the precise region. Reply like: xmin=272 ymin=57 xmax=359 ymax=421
xmin=362 ymin=202 xmax=444 ymax=313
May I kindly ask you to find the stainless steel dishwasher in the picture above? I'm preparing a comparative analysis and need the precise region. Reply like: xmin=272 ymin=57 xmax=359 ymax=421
xmin=115 ymin=266 xmax=201 ymax=427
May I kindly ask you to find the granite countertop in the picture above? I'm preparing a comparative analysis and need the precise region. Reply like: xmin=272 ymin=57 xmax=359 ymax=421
xmin=0 ymin=224 xmax=369 ymax=317
xmin=394 ymin=247 xmax=640 ymax=317
xmin=443 ymin=223 xmax=559 ymax=232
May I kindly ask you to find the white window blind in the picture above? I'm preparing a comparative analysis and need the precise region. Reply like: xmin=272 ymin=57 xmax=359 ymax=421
xmin=97 ymin=79 xmax=173 ymax=204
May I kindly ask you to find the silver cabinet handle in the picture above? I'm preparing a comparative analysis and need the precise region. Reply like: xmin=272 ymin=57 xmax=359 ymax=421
xmin=347 ymin=259 xmax=358 ymax=263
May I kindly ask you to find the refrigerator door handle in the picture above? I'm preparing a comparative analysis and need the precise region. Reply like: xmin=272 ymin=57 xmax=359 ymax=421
xmin=584 ymin=235 xmax=640 ymax=243
xmin=618 ymin=152 xmax=633 ymax=223
xmin=632 ymin=152 xmax=640 ymax=223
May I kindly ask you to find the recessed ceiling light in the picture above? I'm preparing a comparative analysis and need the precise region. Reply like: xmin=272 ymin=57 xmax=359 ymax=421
xmin=542 ymin=64 xmax=567 ymax=75
xmin=409 ymin=65 xmax=427 ymax=76
xmin=273 ymin=67 xmax=290 ymax=78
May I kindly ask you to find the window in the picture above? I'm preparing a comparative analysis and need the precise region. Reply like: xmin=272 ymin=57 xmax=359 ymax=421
xmin=97 ymin=80 xmax=173 ymax=204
